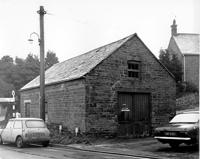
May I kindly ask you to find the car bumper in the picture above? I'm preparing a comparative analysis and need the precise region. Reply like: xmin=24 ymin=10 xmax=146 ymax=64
xmin=24 ymin=137 xmax=50 ymax=143
xmin=154 ymin=136 xmax=191 ymax=140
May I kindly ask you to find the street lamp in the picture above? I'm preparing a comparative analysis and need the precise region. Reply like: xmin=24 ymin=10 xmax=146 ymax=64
xmin=28 ymin=6 xmax=46 ymax=121
xmin=28 ymin=32 xmax=40 ymax=44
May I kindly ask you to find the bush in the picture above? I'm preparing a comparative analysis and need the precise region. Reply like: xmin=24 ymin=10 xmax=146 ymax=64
xmin=176 ymin=82 xmax=185 ymax=93
xmin=185 ymin=82 xmax=198 ymax=93
xmin=176 ymin=82 xmax=198 ymax=98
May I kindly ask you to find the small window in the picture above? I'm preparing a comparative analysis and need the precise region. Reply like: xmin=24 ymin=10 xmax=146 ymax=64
xmin=128 ymin=63 xmax=139 ymax=70
xmin=25 ymin=120 xmax=46 ymax=128
xmin=14 ymin=121 xmax=22 ymax=129
xmin=128 ymin=61 xmax=140 ymax=78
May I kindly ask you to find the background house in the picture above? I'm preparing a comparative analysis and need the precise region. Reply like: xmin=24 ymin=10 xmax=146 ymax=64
xmin=168 ymin=20 xmax=200 ymax=89
xmin=20 ymin=34 xmax=176 ymax=137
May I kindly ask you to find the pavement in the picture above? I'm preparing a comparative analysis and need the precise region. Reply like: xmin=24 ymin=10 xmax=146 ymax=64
xmin=50 ymin=137 xmax=168 ymax=159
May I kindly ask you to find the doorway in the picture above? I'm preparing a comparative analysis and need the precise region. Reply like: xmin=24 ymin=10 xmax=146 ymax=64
xmin=118 ymin=92 xmax=151 ymax=137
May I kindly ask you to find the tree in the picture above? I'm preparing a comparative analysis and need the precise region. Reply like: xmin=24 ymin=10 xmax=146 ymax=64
xmin=0 ymin=78 xmax=14 ymax=97
xmin=0 ymin=56 xmax=15 ymax=97
xmin=45 ymin=50 xmax=59 ymax=70
xmin=159 ymin=49 xmax=182 ymax=83
xmin=24 ymin=54 xmax=40 ymax=81
xmin=12 ymin=57 xmax=26 ymax=90
xmin=0 ymin=52 xmax=59 ymax=96
xmin=0 ymin=52 xmax=59 ymax=118
xmin=1 ymin=55 xmax=13 ymax=64
xmin=159 ymin=49 xmax=170 ymax=68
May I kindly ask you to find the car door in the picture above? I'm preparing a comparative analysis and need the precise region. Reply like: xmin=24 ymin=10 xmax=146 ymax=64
xmin=12 ymin=120 xmax=23 ymax=142
xmin=1 ymin=120 xmax=14 ymax=143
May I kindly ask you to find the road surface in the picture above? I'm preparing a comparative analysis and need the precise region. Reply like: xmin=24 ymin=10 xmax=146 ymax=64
xmin=0 ymin=139 xmax=198 ymax=159
xmin=0 ymin=144 xmax=149 ymax=159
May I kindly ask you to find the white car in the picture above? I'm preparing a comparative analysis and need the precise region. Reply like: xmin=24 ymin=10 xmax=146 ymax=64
xmin=0 ymin=118 xmax=50 ymax=148
xmin=154 ymin=111 xmax=199 ymax=148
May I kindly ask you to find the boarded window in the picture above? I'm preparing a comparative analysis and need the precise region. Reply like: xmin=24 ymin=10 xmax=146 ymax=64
xmin=25 ymin=102 xmax=30 ymax=117
xmin=127 ymin=61 xmax=140 ymax=78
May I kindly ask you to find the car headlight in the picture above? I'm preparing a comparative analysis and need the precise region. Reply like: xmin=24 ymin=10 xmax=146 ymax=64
xmin=193 ymin=126 xmax=198 ymax=130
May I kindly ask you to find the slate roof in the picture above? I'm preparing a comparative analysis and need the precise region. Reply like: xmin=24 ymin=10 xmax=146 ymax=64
xmin=21 ymin=34 xmax=135 ymax=91
xmin=173 ymin=33 xmax=200 ymax=55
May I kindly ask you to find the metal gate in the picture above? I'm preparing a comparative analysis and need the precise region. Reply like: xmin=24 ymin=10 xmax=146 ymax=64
xmin=118 ymin=93 xmax=151 ymax=137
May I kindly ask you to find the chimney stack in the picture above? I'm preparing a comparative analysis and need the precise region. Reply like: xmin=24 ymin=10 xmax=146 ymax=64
xmin=171 ymin=19 xmax=177 ymax=36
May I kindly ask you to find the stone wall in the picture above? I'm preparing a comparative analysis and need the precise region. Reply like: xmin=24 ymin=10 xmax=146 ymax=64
xmin=85 ymin=35 xmax=176 ymax=133
xmin=20 ymin=79 xmax=86 ymax=132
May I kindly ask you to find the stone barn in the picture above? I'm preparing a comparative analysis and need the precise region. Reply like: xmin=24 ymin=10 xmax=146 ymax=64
xmin=20 ymin=33 xmax=176 ymax=137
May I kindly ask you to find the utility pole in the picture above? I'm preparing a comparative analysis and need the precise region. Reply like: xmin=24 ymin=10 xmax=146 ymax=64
xmin=37 ymin=6 xmax=46 ymax=121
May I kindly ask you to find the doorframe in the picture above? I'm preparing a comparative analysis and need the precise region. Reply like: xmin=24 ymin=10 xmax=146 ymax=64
xmin=24 ymin=100 xmax=31 ymax=117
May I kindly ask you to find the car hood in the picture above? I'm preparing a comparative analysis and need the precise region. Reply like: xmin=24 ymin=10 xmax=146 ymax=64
xmin=155 ymin=123 xmax=196 ymax=131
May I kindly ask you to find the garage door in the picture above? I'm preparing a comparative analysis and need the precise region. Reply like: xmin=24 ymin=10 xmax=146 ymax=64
xmin=118 ymin=93 xmax=151 ymax=137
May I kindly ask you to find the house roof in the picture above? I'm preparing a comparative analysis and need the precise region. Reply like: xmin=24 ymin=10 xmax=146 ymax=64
xmin=21 ymin=34 xmax=135 ymax=91
xmin=173 ymin=33 xmax=200 ymax=55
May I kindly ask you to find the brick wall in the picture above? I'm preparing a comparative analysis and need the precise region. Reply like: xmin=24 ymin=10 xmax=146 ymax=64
xmin=185 ymin=55 xmax=199 ymax=89
xmin=85 ymin=36 xmax=176 ymax=133
xmin=20 ymin=79 xmax=86 ymax=132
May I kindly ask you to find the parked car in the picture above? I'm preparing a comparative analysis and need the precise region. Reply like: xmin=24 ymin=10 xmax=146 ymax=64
xmin=0 ymin=118 xmax=50 ymax=148
xmin=154 ymin=111 xmax=199 ymax=148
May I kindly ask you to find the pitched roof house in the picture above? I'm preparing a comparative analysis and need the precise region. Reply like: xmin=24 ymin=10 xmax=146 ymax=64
xmin=168 ymin=20 xmax=199 ymax=89
xmin=20 ymin=34 xmax=176 ymax=137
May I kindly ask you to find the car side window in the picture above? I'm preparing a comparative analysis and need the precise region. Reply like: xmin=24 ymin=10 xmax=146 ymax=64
xmin=5 ymin=121 xmax=14 ymax=129
xmin=13 ymin=121 xmax=22 ymax=129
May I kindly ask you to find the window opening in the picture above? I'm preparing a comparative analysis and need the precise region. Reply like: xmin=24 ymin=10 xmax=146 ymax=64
xmin=128 ymin=61 xmax=140 ymax=78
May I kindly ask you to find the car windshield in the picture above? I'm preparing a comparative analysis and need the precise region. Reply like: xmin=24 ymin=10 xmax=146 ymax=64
xmin=170 ymin=113 xmax=199 ymax=123
xmin=25 ymin=120 xmax=46 ymax=128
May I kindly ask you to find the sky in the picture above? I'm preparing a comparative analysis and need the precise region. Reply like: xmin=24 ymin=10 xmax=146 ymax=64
xmin=0 ymin=0 xmax=199 ymax=62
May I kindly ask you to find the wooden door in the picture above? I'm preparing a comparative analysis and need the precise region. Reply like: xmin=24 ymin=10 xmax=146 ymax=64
xmin=132 ymin=94 xmax=150 ymax=137
xmin=118 ymin=93 xmax=150 ymax=137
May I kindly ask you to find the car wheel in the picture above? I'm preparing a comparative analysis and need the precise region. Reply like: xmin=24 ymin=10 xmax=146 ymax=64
xmin=169 ymin=142 xmax=179 ymax=148
xmin=0 ymin=135 xmax=3 ymax=144
xmin=16 ymin=136 xmax=24 ymax=148
xmin=42 ymin=141 xmax=49 ymax=147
